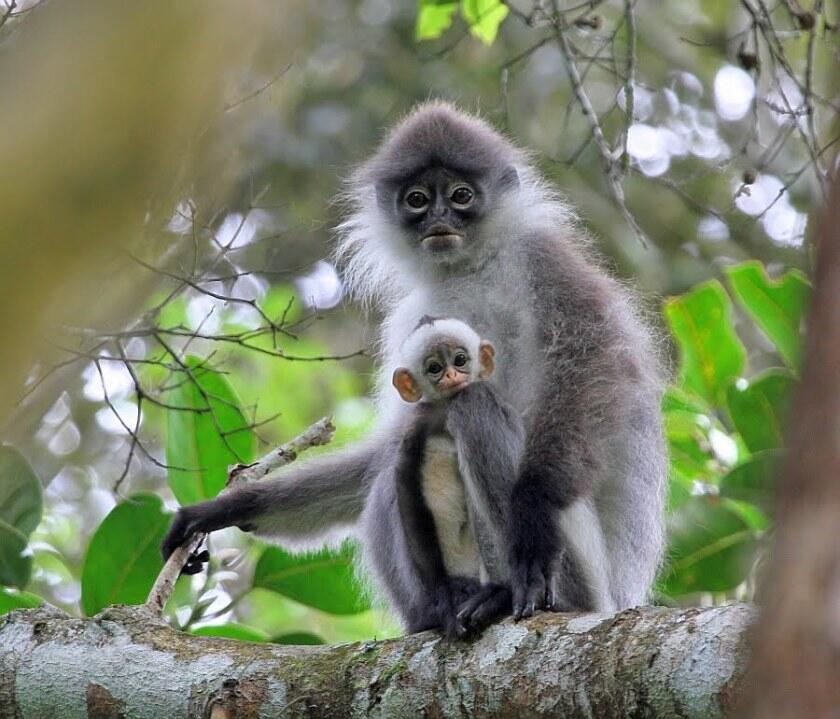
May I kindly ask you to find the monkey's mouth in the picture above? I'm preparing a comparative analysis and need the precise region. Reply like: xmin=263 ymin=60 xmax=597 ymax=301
xmin=421 ymin=227 xmax=464 ymax=254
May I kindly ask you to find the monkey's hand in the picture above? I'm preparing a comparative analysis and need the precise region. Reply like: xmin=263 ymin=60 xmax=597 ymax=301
xmin=434 ymin=576 xmax=484 ymax=640
xmin=509 ymin=481 xmax=562 ymax=620
xmin=456 ymin=583 xmax=511 ymax=635
xmin=161 ymin=497 xmax=256 ymax=570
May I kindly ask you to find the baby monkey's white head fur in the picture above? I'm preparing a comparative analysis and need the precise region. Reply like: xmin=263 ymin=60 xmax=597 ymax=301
xmin=391 ymin=316 xmax=495 ymax=403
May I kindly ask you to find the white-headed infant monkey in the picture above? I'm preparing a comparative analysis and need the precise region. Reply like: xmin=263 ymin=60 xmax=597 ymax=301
xmin=380 ymin=315 xmax=523 ymax=639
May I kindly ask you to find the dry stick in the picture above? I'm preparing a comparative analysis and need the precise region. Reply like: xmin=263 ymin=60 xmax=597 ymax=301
xmin=145 ymin=416 xmax=336 ymax=614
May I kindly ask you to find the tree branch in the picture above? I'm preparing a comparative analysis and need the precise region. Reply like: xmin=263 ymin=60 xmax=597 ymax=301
xmin=0 ymin=603 xmax=753 ymax=718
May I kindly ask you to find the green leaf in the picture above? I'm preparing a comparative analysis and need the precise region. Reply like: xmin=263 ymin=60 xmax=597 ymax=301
xmin=661 ymin=495 xmax=760 ymax=595
xmin=81 ymin=494 xmax=171 ymax=616
xmin=272 ymin=632 xmax=326 ymax=645
xmin=191 ymin=624 xmax=269 ymax=643
xmin=0 ymin=446 xmax=43 ymax=588
xmin=415 ymin=0 xmax=458 ymax=40
xmin=664 ymin=280 xmax=746 ymax=407
xmin=166 ymin=357 xmax=255 ymax=505
xmin=0 ymin=588 xmax=41 ymax=615
xmin=719 ymin=450 xmax=783 ymax=514
xmin=727 ymin=370 xmax=794 ymax=452
xmin=252 ymin=544 xmax=370 ymax=615
xmin=461 ymin=0 xmax=508 ymax=44
xmin=724 ymin=261 xmax=810 ymax=371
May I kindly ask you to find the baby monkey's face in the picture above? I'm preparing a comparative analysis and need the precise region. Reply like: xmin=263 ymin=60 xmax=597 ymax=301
xmin=422 ymin=342 xmax=473 ymax=399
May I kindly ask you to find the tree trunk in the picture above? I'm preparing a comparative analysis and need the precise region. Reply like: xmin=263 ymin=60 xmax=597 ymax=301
xmin=0 ymin=603 xmax=752 ymax=719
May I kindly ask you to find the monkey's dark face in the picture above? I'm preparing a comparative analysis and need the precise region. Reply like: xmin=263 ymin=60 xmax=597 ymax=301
xmin=377 ymin=165 xmax=516 ymax=263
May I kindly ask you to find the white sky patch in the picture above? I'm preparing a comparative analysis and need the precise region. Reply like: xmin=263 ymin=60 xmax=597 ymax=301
xmin=83 ymin=357 xmax=134 ymax=402
xmin=617 ymin=84 xmax=654 ymax=121
xmin=714 ymin=65 xmax=755 ymax=122
xmin=698 ymin=215 xmax=729 ymax=242
xmin=95 ymin=401 xmax=141 ymax=435
xmin=709 ymin=427 xmax=738 ymax=467
xmin=43 ymin=392 xmax=72 ymax=426
xmin=216 ymin=211 xmax=264 ymax=249
xmin=47 ymin=421 xmax=81 ymax=457
xmin=295 ymin=260 xmax=344 ymax=310
xmin=167 ymin=200 xmax=194 ymax=235
xmin=186 ymin=294 xmax=222 ymax=334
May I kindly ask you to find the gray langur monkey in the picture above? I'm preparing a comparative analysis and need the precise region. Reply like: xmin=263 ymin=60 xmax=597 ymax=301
xmin=162 ymin=101 xmax=666 ymax=626
xmin=388 ymin=315 xmax=523 ymax=637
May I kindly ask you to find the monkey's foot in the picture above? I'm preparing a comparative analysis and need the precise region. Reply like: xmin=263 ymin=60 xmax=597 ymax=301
xmin=456 ymin=584 xmax=511 ymax=634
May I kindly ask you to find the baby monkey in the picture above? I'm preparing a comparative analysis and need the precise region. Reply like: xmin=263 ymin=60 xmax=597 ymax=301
xmin=386 ymin=316 xmax=519 ymax=639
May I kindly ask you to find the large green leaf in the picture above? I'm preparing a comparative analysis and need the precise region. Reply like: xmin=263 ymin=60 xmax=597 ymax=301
xmin=719 ymin=450 xmax=784 ymax=514
xmin=725 ymin=261 xmax=810 ymax=371
xmin=461 ymin=0 xmax=508 ymax=44
xmin=664 ymin=280 xmax=746 ymax=407
xmin=661 ymin=495 xmax=760 ymax=595
xmin=252 ymin=544 xmax=369 ymax=615
xmin=166 ymin=356 xmax=255 ymax=505
xmin=0 ymin=588 xmax=41 ymax=615
xmin=191 ymin=624 xmax=268 ymax=643
xmin=0 ymin=446 xmax=43 ymax=588
xmin=272 ymin=632 xmax=326 ymax=645
xmin=727 ymin=370 xmax=794 ymax=452
xmin=415 ymin=0 xmax=458 ymax=40
xmin=81 ymin=494 xmax=171 ymax=616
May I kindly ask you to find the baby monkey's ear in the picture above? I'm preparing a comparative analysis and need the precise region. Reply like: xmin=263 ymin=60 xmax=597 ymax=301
xmin=478 ymin=341 xmax=496 ymax=379
xmin=392 ymin=368 xmax=423 ymax=402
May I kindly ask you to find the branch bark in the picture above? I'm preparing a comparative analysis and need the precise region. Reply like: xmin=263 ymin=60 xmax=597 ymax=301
xmin=0 ymin=603 xmax=752 ymax=718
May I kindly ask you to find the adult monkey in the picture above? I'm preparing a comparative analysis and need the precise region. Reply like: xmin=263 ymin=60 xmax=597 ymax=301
xmin=162 ymin=102 xmax=666 ymax=622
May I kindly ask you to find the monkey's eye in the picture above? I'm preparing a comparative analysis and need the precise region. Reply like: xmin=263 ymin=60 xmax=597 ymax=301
xmin=450 ymin=185 xmax=474 ymax=207
xmin=425 ymin=360 xmax=443 ymax=376
xmin=404 ymin=189 xmax=430 ymax=210
xmin=453 ymin=352 xmax=468 ymax=367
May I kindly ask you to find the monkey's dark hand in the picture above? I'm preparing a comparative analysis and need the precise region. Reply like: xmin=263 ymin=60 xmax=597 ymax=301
xmin=456 ymin=583 xmax=511 ymax=635
xmin=435 ymin=576 xmax=484 ymax=640
xmin=509 ymin=482 xmax=561 ymax=620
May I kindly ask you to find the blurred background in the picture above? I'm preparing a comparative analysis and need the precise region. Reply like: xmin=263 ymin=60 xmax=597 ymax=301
xmin=0 ymin=0 xmax=833 ymax=644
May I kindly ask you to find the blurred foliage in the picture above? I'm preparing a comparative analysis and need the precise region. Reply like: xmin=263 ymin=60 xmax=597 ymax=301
xmin=0 ymin=0 xmax=834 ymax=642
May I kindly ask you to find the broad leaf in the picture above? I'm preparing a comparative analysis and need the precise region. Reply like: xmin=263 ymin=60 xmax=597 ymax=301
xmin=725 ymin=261 xmax=810 ymax=371
xmin=166 ymin=357 xmax=255 ymax=505
xmin=272 ymin=632 xmax=326 ymax=645
xmin=661 ymin=495 xmax=760 ymax=595
xmin=0 ymin=446 xmax=43 ymax=588
xmin=461 ymin=0 xmax=508 ymax=44
xmin=192 ymin=624 xmax=268 ymax=643
xmin=81 ymin=494 xmax=171 ymax=616
xmin=719 ymin=450 xmax=783 ymax=514
xmin=0 ymin=588 xmax=41 ymax=615
xmin=727 ymin=370 xmax=794 ymax=452
xmin=664 ymin=280 xmax=746 ymax=407
xmin=415 ymin=0 xmax=458 ymax=40
xmin=253 ymin=544 xmax=369 ymax=615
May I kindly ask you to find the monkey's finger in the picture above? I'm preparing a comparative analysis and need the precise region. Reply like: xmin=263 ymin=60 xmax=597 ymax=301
xmin=457 ymin=586 xmax=496 ymax=623
xmin=181 ymin=561 xmax=204 ymax=576
xmin=546 ymin=574 xmax=561 ymax=611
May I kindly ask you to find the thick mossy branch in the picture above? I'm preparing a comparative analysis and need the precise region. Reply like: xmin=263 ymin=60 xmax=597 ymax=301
xmin=0 ymin=603 xmax=753 ymax=718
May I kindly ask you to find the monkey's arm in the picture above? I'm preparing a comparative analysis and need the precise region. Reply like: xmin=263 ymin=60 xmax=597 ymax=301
xmin=444 ymin=381 xmax=523 ymax=629
xmin=161 ymin=443 xmax=376 ymax=562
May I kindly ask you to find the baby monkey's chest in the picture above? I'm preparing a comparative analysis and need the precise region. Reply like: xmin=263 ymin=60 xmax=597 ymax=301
xmin=421 ymin=435 xmax=482 ymax=579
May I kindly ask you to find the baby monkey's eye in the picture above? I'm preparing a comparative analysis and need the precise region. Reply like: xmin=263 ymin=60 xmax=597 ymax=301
xmin=450 ymin=185 xmax=474 ymax=206
xmin=453 ymin=352 xmax=468 ymax=367
xmin=426 ymin=361 xmax=443 ymax=375
xmin=405 ymin=189 xmax=430 ymax=210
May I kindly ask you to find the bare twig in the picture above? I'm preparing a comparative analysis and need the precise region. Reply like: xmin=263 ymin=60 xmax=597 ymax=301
xmin=145 ymin=415 xmax=336 ymax=614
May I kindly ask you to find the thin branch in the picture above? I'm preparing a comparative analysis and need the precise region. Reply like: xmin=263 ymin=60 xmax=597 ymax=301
xmin=145 ymin=416 xmax=336 ymax=614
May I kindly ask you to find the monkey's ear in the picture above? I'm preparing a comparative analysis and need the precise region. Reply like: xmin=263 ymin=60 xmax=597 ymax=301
xmin=393 ymin=368 xmax=422 ymax=402
xmin=478 ymin=341 xmax=496 ymax=379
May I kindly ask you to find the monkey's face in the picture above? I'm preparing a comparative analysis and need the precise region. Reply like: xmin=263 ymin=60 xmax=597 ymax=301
xmin=377 ymin=165 xmax=516 ymax=265
xmin=422 ymin=343 xmax=473 ymax=399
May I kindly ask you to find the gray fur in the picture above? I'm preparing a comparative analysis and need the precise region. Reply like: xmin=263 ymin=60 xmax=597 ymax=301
xmin=163 ymin=101 xmax=666 ymax=628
